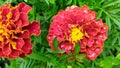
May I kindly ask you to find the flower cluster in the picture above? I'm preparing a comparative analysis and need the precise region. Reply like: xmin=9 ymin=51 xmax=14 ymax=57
xmin=0 ymin=3 xmax=40 ymax=58
xmin=47 ymin=6 xmax=108 ymax=60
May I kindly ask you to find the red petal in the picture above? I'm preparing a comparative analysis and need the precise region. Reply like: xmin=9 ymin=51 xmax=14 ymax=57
xmin=21 ymin=4 xmax=31 ymax=13
xmin=24 ymin=21 xmax=40 ymax=36
xmin=15 ymin=20 xmax=22 ymax=30
xmin=14 ymin=39 xmax=25 ymax=49
xmin=11 ymin=8 xmax=20 ymax=21
xmin=19 ymin=53 xmax=26 ymax=58
xmin=17 ymin=2 xmax=31 ymax=13
xmin=0 ymin=48 xmax=4 ymax=57
xmin=96 ymin=33 xmax=107 ymax=41
xmin=58 ymin=41 xmax=73 ymax=53
xmin=19 ymin=13 xmax=29 ymax=26
xmin=1 ymin=7 xmax=10 ymax=16
xmin=17 ymin=30 xmax=30 ymax=38
xmin=22 ymin=38 xmax=32 ymax=53
xmin=100 ymin=24 xmax=108 ymax=33
xmin=95 ymin=48 xmax=102 ymax=55
xmin=2 ymin=44 xmax=11 ymax=56
xmin=9 ymin=50 xmax=21 ymax=58
xmin=87 ymin=37 xmax=94 ymax=47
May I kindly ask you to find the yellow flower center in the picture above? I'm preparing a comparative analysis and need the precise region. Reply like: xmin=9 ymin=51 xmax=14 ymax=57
xmin=0 ymin=12 xmax=17 ymax=49
xmin=70 ymin=26 xmax=84 ymax=42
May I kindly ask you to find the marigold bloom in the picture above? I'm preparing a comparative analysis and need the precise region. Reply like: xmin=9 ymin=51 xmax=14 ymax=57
xmin=47 ymin=6 xmax=108 ymax=60
xmin=0 ymin=3 xmax=40 ymax=58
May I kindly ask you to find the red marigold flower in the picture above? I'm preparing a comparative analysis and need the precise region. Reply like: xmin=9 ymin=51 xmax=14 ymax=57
xmin=0 ymin=2 xmax=40 ymax=58
xmin=47 ymin=5 xmax=108 ymax=60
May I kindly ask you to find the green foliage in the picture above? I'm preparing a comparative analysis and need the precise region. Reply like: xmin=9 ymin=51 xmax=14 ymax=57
xmin=0 ymin=0 xmax=120 ymax=68
xmin=52 ymin=37 xmax=59 ymax=51
xmin=74 ymin=43 xmax=81 ymax=55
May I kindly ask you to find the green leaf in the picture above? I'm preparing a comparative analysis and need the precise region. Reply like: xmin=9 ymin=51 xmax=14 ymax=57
xmin=58 ymin=50 xmax=65 ymax=54
xmin=105 ymin=16 xmax=111 ymax=31
xmin=116 ymin=53 xmax=120 ymax=60
xmin=113 ymin=58 xmax=120 ymax=65
xmin=97 ymin=0 xmax=105 ymax=5
xmin=110 ymin=16 xmax=120 ymax=28
xmin=107 ymin=7 xmax=120 ymax=13
xmin=112 ymin=36 xmax=117 ymax=45
xmin=97 ymin=10 xmax=102 ymax=19
xmin=52 ymin=37 xmax=59 ymax=51
xmin=49 ymin=0 xmax=56 ymax=4
xmin=76 ymin=54 xmax=85 ymax=59
xmin=24 ymin=0 xmax=27 ymax=2
xmin=100 ymin=56 xmax=114 ymax=68
xmin=74 ymin=42 xmax=81 ymax=54
xmin=102 ymin=0 xmax=120 ymax=8
xmin=118 ymin=36 xmax=120 ymax=45
xmin=66 ymin=0 xmax=72 ymax=5
xmin=28 ymin=53 xmax=48 ymax=61
xmin=73 ymin=0 xmax=77 ymax=5
xmin=45 ymin=0 xmax=49 ymax=5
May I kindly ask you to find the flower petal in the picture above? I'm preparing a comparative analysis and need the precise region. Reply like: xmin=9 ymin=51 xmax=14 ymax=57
xmin=24 ymin=21 xmax=40 ymax=36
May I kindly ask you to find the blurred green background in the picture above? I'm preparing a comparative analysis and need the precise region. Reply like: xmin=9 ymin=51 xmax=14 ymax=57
xmin=0 ymin=0 xmax=120 ymax=68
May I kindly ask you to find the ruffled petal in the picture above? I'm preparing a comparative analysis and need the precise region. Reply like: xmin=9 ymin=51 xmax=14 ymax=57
xmin=24 ymin=21 xmax=40 ymax=36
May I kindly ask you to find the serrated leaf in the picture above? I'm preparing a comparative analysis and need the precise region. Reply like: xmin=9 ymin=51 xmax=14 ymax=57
xmin=102 ymin=0 xmax=120 ymax=8
xmin=105 ymin=16 xmax=111 ymax=31
xmin=74 ymin=42 xmax=81 ymax=54
xmin=52 ymin=37 xmax=59 ymax=51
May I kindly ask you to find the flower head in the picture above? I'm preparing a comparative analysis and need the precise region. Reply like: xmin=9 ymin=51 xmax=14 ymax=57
xmin=47 ymin=5 xmax=108 ymax=60
xmin=0 ymin=2 xmax=40 ymax=58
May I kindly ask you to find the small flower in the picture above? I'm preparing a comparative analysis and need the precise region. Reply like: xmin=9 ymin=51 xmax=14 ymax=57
xmin=47 ymin=5 xmax=108 ymax=60
xmin=0 ymin=2 xmax=40 ymax=58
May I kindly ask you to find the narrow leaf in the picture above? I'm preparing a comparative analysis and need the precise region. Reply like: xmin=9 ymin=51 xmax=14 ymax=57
xmin=52 ymin=37 xmax=59 ymax=51
xmin=102 ymin=0 xmax=120 ymax=8
xmin=76 ymin=54 xmax=85 ymax=59
xmin=112 ymin=36 xmax=117 ymax=45
xmin=66 ymin=0 xmax=72 ymax=5
xmin=74 ymin=42 xmax=81 ymax=54
xmin=49 ymin=0 xmax=56 ymax=4
xmin=116 ymin=53 xmax=120 ymax=60
xmin=105 ymin=16 xmax=111 ymax=31
xmin=97 ymin=10 xmax=102 ymax=19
